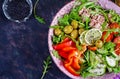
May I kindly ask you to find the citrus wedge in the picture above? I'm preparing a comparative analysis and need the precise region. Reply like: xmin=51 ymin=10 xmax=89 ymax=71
xmin=79 ymin=30 xmax=88 ymax=45
xmin=85 ymin=29 xmax=102 ymax=45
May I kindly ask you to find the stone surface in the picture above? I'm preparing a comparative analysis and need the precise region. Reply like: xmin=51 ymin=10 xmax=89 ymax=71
xmin=0 ymin=0 xmax=71 ymax=79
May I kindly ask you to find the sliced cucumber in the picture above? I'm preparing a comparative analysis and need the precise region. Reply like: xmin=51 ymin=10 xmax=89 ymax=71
xmin=106 ymin=56 xmax=116 ymax=67
xmin=97 ymin=48 xmax=108 ymax=55
xmin=111 ymin=51 xmax=118 ymax=58
xmin=116 ymin=56 xmax=120 ymax=61
xmin=111 ymin=51 xmax=120 ymax=61
xmin=95 ymin=55 xmax=102 ymax=63
xmin=90 ymin=51 xmax=98 ymax=67
xmin=89 ymin=63 xmax=106 ymax=76
xmin=107 ymin=66 xmax=113 ymax=72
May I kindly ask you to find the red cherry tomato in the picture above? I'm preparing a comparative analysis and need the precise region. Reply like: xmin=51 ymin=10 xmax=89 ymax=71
xmin=101 ymin=31 xmax=113 ymax=42
xmin=88 ymin=46 xmax=97 ymax=51
xmin=113 ymin=36 xmax=120 ymax=44
xmin=109 ymin=23 xmax=120 ymax=28
xmin=115 ymin=43 xmax=120 ymax=55
xmin=109 ymin=23 xmax=120 ymax=34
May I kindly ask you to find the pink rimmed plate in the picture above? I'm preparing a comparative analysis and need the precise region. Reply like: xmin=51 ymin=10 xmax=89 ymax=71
xmin=48 ymin=0 xmax=120 ymax=79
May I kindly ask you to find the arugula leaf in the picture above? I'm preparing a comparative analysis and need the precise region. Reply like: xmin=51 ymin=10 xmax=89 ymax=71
xmin=104 ymin=42 xmax=115 ymax=51
xmin=101 ymin=21 xmax=108 ymax=30
xmin=34 ymin=15 xmax=45 ymax=24
xmin=100 ymin=9 xmax=109 ymax=22
xmin=58 ymin=14 xmax=69 ymax=26
xmin=104 ymin=28 xmax=120 ymax=33
xmin=85 ymin=16 xmax=90 ymax=30
xmin=80 ymin=71 xmax=94 ymax=78
xmin=80 ymin=62 xmax=94 ymax=78
xmin=109 ymin=10 xmax=120 ymax=23
xmin=84 ymin=51 xmax=90 ymax=64
xmin=76 ymin=0 xmax=88 ymax=4
xmin=41 ymin=56 xmax=52 ymax=79
xmin=34 ymin=0 xmax=45 ymax=24
xmin=52 ymin=35 xmax=62 ymax=44
xmin=49 ymin=25 xmax=64 ymax=29
xmin=52 ymin=50 xmax=61 ymax=59
xmin=52 ymin=32 xmax=65 ymax=44
xmin=77 ymin=2 xmax=94 ymax=11
xmin=69 ymin=9 xmax=81 ymax=21
xmin=113 ymin=66 xmax=120 ymax=73
xmin=97 ymin=47 xmax=108 ymax=55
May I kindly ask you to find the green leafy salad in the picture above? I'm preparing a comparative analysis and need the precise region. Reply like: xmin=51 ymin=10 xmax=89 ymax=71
xmin=50 ymin=0 xmax=120 ymax=78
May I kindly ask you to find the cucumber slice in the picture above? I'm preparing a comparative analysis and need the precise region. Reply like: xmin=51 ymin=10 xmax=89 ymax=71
xmin=90 ymin=51 xmax=98 ymax=67
xmin=106 ymin=56 xmax=116 ymax=67
xmin=111 ymin=51 xmax=118 ymax=58
xmin=97 ymin=48 xmax=108 ymax=55
xmin=111 ymin=52 xmax=120 ymax=61
xmin=95 ymin=55 xmax=102 ymax=63
xmin=89 ymin=64 xmax=106 ymax=76
xmin=107 ymin=66 xmax=113 ymax=72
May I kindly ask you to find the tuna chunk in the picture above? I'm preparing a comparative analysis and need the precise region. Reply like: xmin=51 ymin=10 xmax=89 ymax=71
xmin=79 ymin=8 xmax=91 ymax=21
xmin=89 ymin=14 xmax=105 ymax=29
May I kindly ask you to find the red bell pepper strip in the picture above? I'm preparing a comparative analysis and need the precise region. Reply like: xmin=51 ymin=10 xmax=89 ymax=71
xmin=64 ymin=63 xmax=80 ymax=76
xmin=62 ymin=37 xmax=71 ymax=43
xmin=58 ymin=51 xmax=68 ymax=59
xmin=88 ymin=46 xmax=97 ymax=51
xmin=53 ymin=40 xmax=73 ymax=50
xmin=58 ymin=47 xmax=77 ymax=59
xmin=71 ymin=56 xmax=80 ymax=70
xmin=68 ymin=50 xmax=78 ymax=60
xmin=62 ymin=47 xmax=76 ymax=52
xmin=64 ymin=57 xmax=73 ymax=66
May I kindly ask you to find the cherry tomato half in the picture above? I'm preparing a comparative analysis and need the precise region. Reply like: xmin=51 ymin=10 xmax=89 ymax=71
xmin=109 ymin=23 xmax=120 ymax=35
xmin=101 ymin=31 xmax=113 ymax=42
xmin=113 ymin=36 xmax=120 ymax=44
xmin=115 ymin=43 xmax=120 ymax=55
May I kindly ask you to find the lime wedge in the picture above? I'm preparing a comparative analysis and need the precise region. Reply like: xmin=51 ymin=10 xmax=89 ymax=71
xmin=85 ymin=29 xmax=102 ymax=45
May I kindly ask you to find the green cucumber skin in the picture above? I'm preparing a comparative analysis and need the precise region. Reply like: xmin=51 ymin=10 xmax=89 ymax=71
xmin=105 ymin=56 xmax=117 ymax=67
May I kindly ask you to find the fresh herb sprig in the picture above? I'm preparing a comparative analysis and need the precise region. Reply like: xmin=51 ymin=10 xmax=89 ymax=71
xmin=34 ymin=0 xmax=45 ymax=24
xmin=41 ymin=56 xmax=52 ymax=79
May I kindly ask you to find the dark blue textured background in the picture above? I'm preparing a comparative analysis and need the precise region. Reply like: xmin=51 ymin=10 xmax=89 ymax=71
xmin=0 ymin=0 xmax=71 ymax=79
